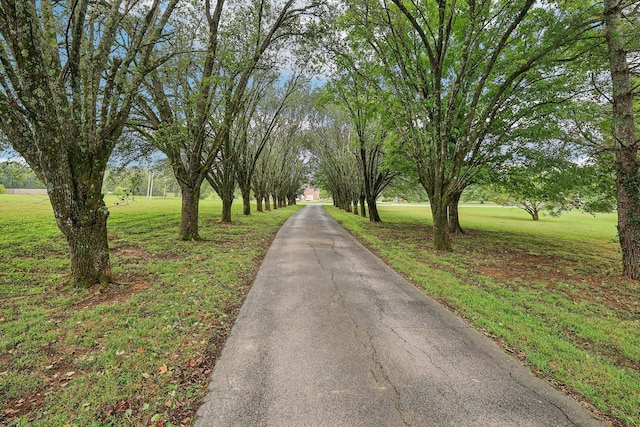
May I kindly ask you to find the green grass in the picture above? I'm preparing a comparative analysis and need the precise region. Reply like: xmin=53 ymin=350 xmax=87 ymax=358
xmin=327 ymin=203 xmax=639 ymax=427
xmin=0 ymin=194 xmax=301 ymax=426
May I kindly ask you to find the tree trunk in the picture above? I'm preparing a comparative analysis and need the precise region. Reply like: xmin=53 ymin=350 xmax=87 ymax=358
xmin=353 ymin=199 xmax=359 ymax=215
xmin=359 ymin=195 xmax=367 ymax=218
xmin=448 ymin=191 xmax=464 ymax=234
xmin=221 ymin=195 xmax=233 ymax=223
xmin=53 ymin=193 xmax=112 ymax=286
xmin=431 ymin=195 xmax=452 ymax=251
xmin=368 ymin=197 xmax=381 ymax=222
xmin=256 ymin=196 xmax=263 ymax=212
xmin=615 ymin=147 xmax=640 ymax=278
xmin=241 ymin=186 xmax=251 ymax=216
xmin=265 ymin=194 xmax=271 ymax=211
xmin=605 ymin=0 xmax=640 ymax=279
xmin=180 ymin=184 xmax=201 ymax=240
xmin=272 ymin=194 xmax=278 ymax=210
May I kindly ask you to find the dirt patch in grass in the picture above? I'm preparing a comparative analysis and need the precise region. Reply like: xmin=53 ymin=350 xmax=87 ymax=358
xmin=476 ymin=252 xmax=639 ymax=315
xmin=73 ymin=278 xmax=152 ymax=310
xmin=113 ymin=244 xmax=182 ymax=261
xmin=3 ymin=360 xmax=78 ymax=421
xmin=373 ymin=222 xmax=638 ymax=315
xmin=2 ymin=272 xmax=153 ymax=422
xmin=477 ymin=254 xmax=560 ymax=283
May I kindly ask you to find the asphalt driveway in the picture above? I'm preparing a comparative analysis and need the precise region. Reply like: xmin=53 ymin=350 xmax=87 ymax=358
xmin=195 ymin=205 xmax=603 ymax=426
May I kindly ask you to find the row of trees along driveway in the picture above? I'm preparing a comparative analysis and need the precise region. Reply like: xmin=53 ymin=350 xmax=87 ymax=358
xmin=0 ymin=0 xmax=638 ymax=283
xmin=320 ymin=0 xmax=639 ymax=277
xmin=0 ymin=0 xmax=323 ymax=285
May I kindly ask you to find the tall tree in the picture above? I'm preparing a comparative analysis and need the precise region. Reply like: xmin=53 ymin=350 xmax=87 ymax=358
xmin=338 ymin=0 xmax=600 ymax=250
xmin=603 ymin=0 xmax=640 ymax=278
xmin=312 ymin=107 xmax=362 ymax=212
xmin=330 ymin=75 xmax=397 ymax=221
xmin=0 ymin=0 xmax=178 ymax=285
xmin=210 ymin=71 xmax=306 ymax=221
xmin=134 ymin=0 xmax=321 ymax=237
xmin=251 ymin=119 xmax=308 ymax=210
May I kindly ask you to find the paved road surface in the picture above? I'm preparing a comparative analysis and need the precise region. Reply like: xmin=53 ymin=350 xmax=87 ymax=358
xmin=195 ymin=205 xmax=603 ymax=426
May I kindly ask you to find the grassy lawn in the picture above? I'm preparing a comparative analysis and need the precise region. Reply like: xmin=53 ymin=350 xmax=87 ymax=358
xmin=327 ymin=204 xmax=639 ymax=427
xmin=0 ymin=194 xmax=302 ymax=426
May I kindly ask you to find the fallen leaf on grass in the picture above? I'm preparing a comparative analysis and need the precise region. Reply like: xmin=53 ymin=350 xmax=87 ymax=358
xmin=159 ymin=364 xmax=168 ymax=374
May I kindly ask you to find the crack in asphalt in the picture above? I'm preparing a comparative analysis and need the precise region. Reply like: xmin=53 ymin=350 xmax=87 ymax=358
xmin=311 ymin=240 xmax=410 ymax=425
xmin=507 ymin=370 xmax=578 ymax=426
xmin=449 ymin=325 xmax=579 ymax=425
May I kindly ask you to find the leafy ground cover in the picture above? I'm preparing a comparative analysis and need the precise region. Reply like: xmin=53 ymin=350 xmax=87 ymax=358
xmin=0 ymin=194 xmax=301 ymax=426
xmin=327 ymin=204 xmax=639 ymax=427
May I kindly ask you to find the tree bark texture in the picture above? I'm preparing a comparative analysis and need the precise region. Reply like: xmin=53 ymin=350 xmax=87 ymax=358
xmin=242 ymin=189 xmax=252 ymax=216
xmin=221 ymin=195 xmax=234 ymax=223
xmin=180 ymin=185 xmax=201 ymax=240
xmin=0 ymin=1 xmax=178 ymax=285
xmin=430 ymin=193 xmax=452 ymax=251
xmin=604 ymin=0 xmax=640 ymax=279
xmin=359 ymin=195 xmax=367 ymax=218
xmin=367 ymin=197 xmax=381 ymax=222
xmin=50 ymin=175 xmax=112 ymax=286
xmin=448 ymin=192 xmax=464 ymax=234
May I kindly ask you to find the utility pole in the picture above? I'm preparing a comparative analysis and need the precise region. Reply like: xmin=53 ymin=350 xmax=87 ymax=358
xmin=147 ymin=171 xmax=154 ymax=199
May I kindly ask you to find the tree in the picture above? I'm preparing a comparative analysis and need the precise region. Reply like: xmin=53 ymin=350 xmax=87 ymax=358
xmin=490 ymin=150 xmax=583 ymax=220
xmin=251 ymin=119 xmax=309 ymax=211
xmin=311 ymin=107 xmax=362 ymax=212
xmin=134 ymin=0 xmax=321 ymax=237
xmin=0 ymin=1 xmax=178 ymax=285
xmin=338 ymin=0 xmax=600 ymax=250
xmin=210 ymin=71 xmax=307 ymax=221
xmin=329 ymin=74 xmax=398 ymax=221
xmin=603 ymin=0 xmax=640 ymax=279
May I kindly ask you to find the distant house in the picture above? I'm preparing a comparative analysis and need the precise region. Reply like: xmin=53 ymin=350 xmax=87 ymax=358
xmin=303 ymin=188 xmax=320 ymax=201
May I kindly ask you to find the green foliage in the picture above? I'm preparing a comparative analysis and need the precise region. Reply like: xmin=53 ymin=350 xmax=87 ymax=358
xmin=460 ymin=184 xmax=491 ymax=204
xmin=329 ymin=0 xmax=604 ymax=247
xmin=0 ymin=162 xmax=45 ymax=189
xmin=0 ymin=183 xmax=5 ymax=194
xmin=381 ymin=176 xmax=429 ymax=203
xmin=488 ymin=146 xmax=615 ymax=220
